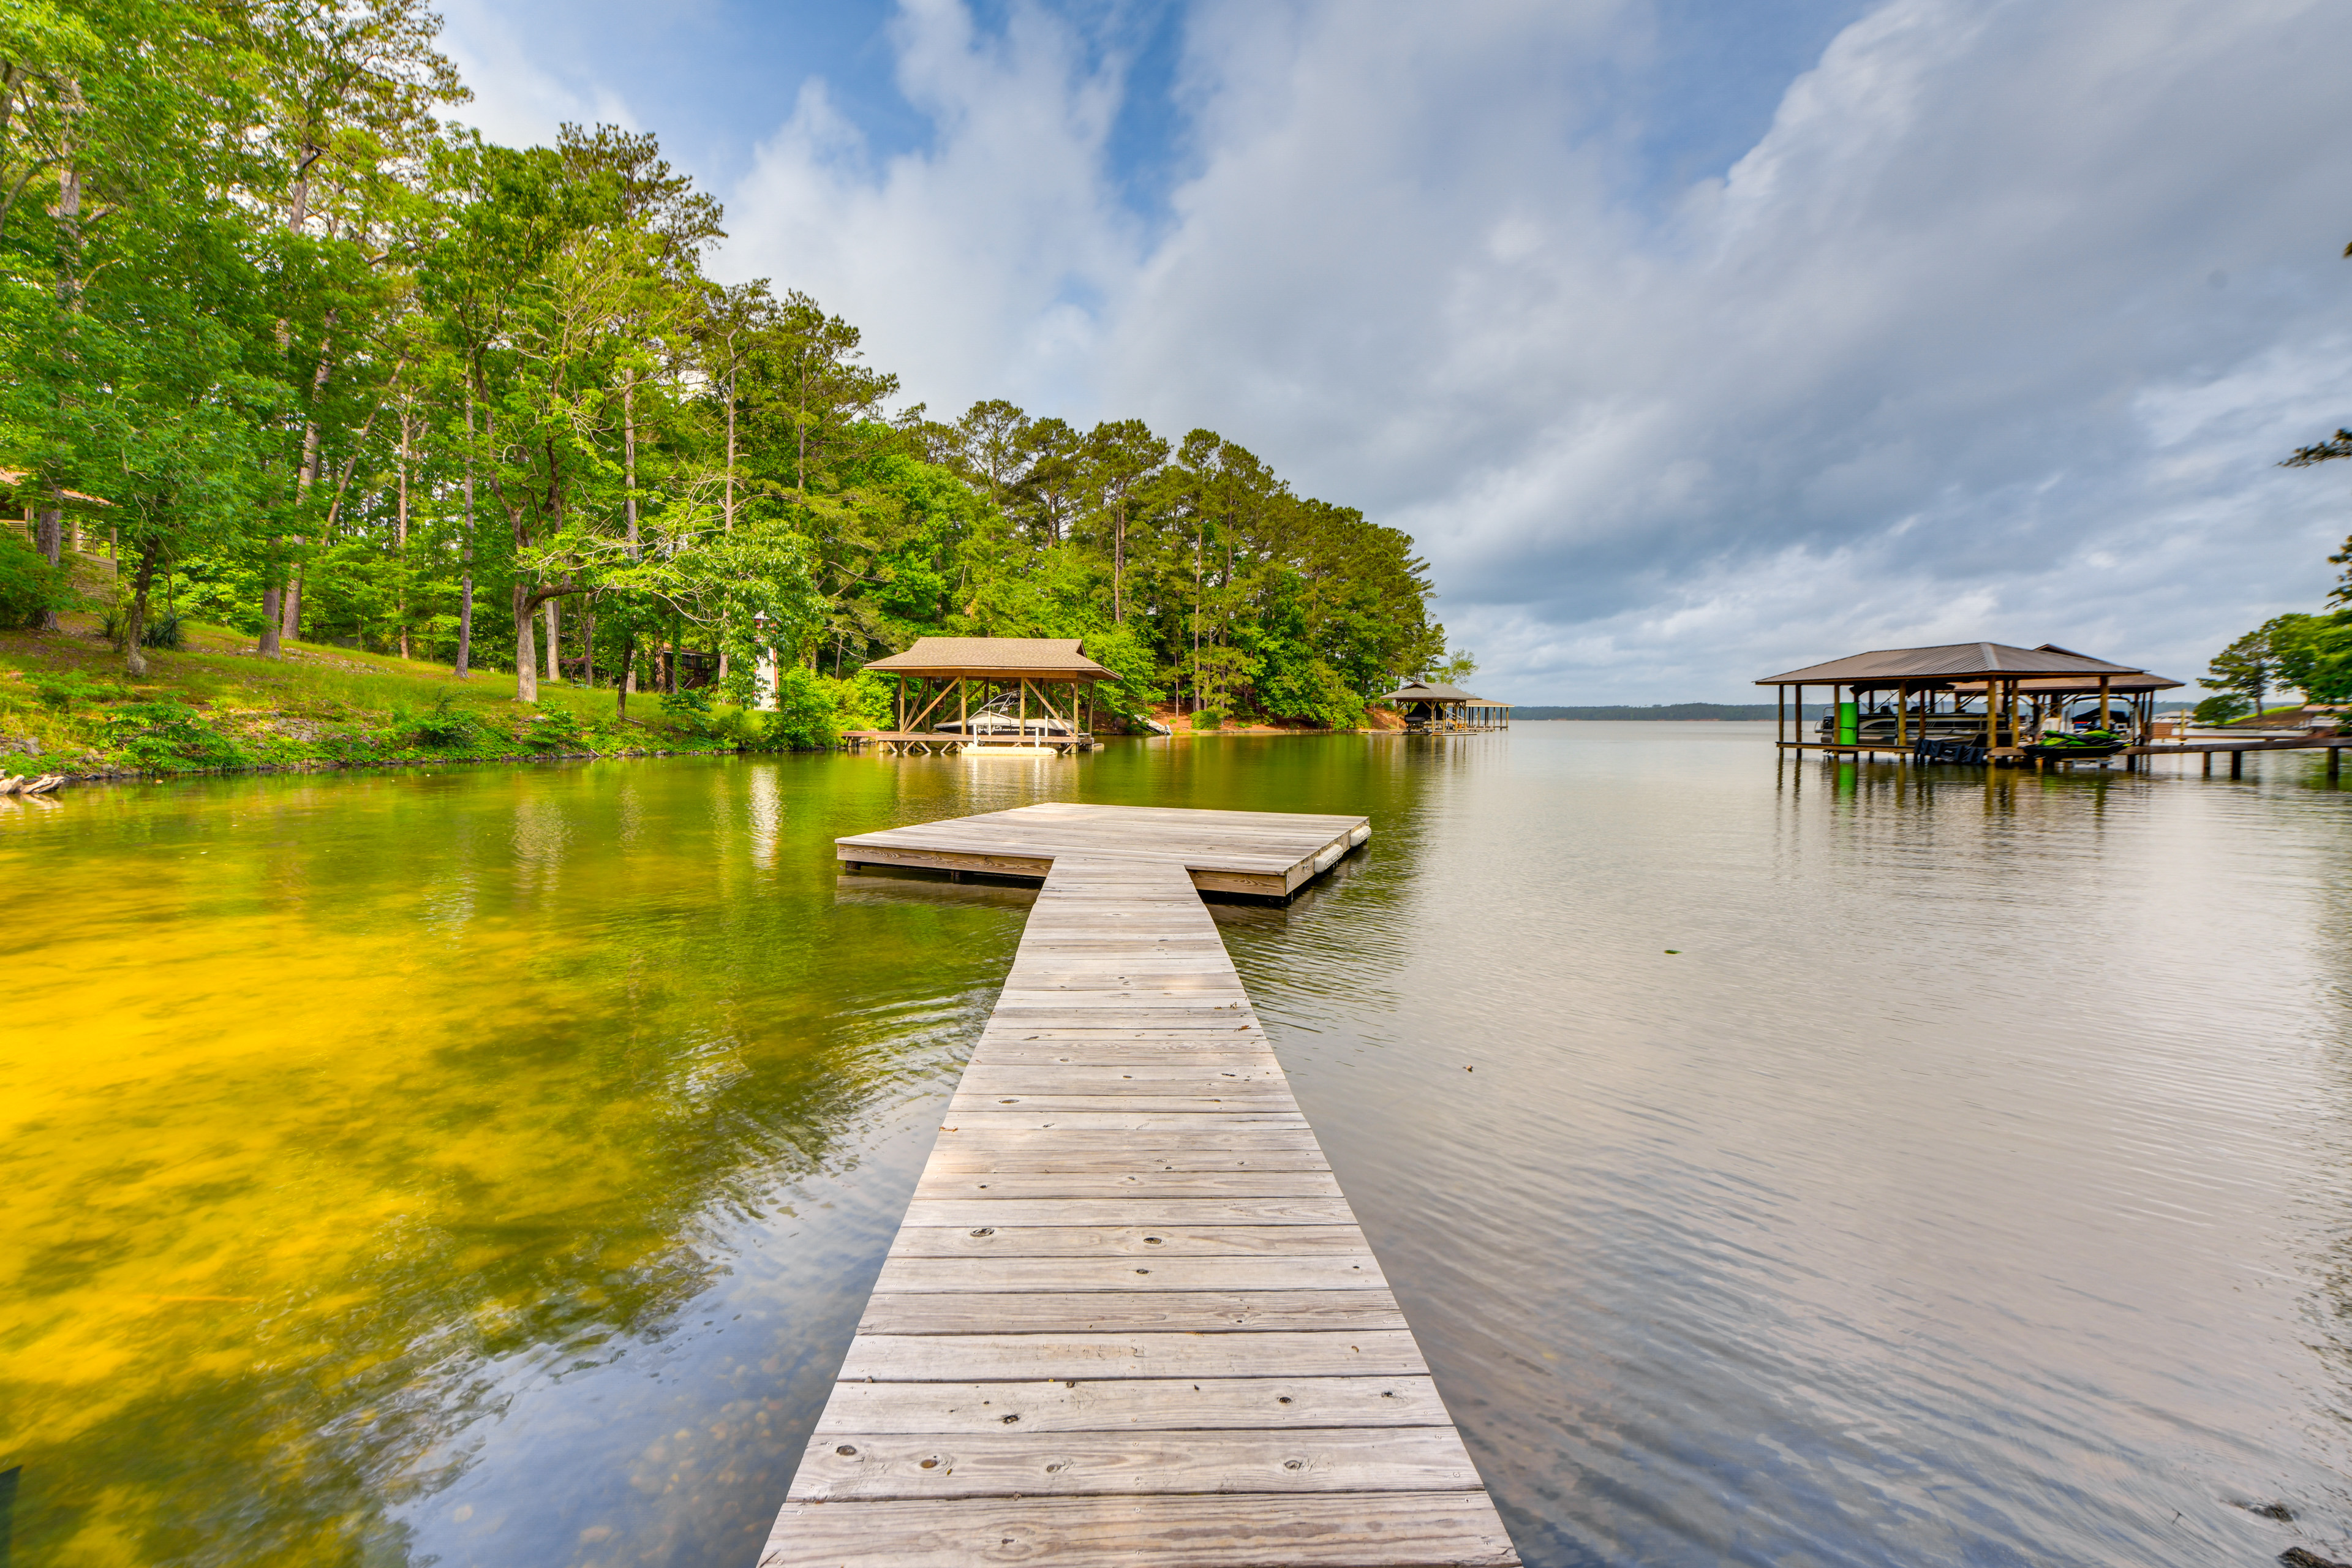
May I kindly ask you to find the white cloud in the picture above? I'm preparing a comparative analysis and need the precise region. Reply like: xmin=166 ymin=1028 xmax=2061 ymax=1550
xmin=435 ymin=0 xmax=641 ymax=148
xmin=717 ymin=0 xmax=1139 ymax=415
xmin=715 ymin=0 xmax=2352 ymax=699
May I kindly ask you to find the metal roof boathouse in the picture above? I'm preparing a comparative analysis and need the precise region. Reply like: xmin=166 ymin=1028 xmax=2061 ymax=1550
xmin=1757 ymin=641 xmax=2182 ymax=770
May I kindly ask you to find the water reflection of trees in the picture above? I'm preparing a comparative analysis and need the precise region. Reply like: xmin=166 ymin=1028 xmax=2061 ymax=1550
xmin=2 ymin=760 xmax=1023 ymax=1567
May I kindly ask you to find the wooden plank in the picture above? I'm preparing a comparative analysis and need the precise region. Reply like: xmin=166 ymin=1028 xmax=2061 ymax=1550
xmin=758 ymin=1491 xmax=1519 ymax=1568
xmin=856 ymin=1289 xmax=1408 ymax=1335
xmin=944 ymin=1096 xmax=1299 ymax=1117
xmin=930 ymin=1123 xmax=1319 ymax=1148
xmin=809 ymin=1375 xmax=1455 ymax=1434
xmin=902 ymin=1198 xmax=1354 ymax=1227
xmin=874 ymin=1254 xmax=1389 ymax=1293
xmin=788 ymin=1426 xmax=1483 ymax=1500
xmin=957 ymin=1065 xmax=1292 ymax=1091
xmin=929 ymin=1114 xmax=1314 ymax=1134
xmin=886 ymin=1225 xmax=1374 ymax=1259
xmin=837 ymin=1330 xmax=1430 ymax=1382
xmin=923 ymin=1145 xmax=1332 ymax=1174
xmin=912 ymin=1171 xmax=1343 ymax=1202
xmin=962 ymin=1046 xmax=1284 ymax=1068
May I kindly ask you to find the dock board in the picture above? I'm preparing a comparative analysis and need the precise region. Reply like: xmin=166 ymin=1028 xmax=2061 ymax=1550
xmin=762 ymin=813 xmax=1518 ymax=1567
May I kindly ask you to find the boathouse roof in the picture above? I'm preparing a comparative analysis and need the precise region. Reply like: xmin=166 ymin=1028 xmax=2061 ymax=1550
xmin=1755 ymin=642 xmax=2146 ymax=686
xmin=863 ymin=636 xmax=1116 ymax=679
xmin=1376 ymin=679 xmax=1504 ymax=705
xmin=1949 ymin=647 xmax=2182 ymax=695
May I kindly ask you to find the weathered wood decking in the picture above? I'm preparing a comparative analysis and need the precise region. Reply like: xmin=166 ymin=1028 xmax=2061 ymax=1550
xmin=761 ymin=808 xmax=1518 ymax=1567
xmin=837 ymin=802 xmax=1373 ymax=899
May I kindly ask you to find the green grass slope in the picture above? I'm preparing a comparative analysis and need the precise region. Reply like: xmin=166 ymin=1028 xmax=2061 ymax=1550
xmin=0 ymin=614 xmax=783 ymax=778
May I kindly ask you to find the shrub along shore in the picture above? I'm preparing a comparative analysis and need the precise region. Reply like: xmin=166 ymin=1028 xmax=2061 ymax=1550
xmin=0 ymin=616 xmax=869 ymax=780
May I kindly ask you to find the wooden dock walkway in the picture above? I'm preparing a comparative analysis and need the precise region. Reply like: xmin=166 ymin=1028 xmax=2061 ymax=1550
xmin=761 ymin=807 xmax=1518 ymax=1567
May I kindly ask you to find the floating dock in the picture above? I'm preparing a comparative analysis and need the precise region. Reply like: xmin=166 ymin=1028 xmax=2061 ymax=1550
xmin=762 ymin=806 xmax=1519 ymax=1567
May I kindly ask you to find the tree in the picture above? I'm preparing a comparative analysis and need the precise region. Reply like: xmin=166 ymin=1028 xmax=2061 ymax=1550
xmin=2200 ymin=624 xmax=2278 ymax=718
xmin=1079 ymin=418 xmax=1167 ymax=624
xmin=2271 ymin=609 xmax=2352 ymax=705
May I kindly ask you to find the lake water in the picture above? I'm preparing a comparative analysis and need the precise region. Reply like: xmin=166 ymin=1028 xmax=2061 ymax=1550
xmin=6 ymin=723 xmax=2351 ymax=1567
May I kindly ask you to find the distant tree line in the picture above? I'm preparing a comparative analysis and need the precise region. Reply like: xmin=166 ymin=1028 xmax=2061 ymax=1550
xmin=0 ymin=0 xmax=1447 ymax=733
xmin=1515 ymin=703 xmax=1815 ymax=720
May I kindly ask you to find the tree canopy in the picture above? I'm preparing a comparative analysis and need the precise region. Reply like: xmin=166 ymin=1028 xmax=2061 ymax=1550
xmin=0 ymin=0 xmax=1448 ymax=732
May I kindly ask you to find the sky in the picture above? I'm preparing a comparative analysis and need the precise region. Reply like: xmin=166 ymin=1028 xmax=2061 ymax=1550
xmin=436 ymin=0 xmax=2352 ymax=704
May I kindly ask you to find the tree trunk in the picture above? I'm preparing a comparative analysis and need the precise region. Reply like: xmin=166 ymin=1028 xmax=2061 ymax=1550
xmin=623 ymin=374 xmax=640 ymax=557
xmin=544 ymin=597 xmax=559 ymax=682
xmin=514 ymin=584 xmax=538 ymax=704
xmin=396 ymin=404 xmax=411 ymax=660
xmin=258 ymin=584 xmax=282 ymax=657
xmin=43 ymin=92 xmax=84 ymax=635
xmin=282 ymin=557 xmax=303 ymax=641
xmin=581 ymin=599 xmax=596 ymax=688
xmin=456 ymin=393 xmax=477 ymax=677
xmin=617 ymin=633 xmax=634 ymax=720
xmin=123 ymin=537 xmax=159 ymax=677
xmin=35 ymin=497 xmax=62 ymax=631
xmin=269 ymin=312 xmax=336 ymax=651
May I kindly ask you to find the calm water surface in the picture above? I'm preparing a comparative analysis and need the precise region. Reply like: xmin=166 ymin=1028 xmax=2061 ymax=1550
xmin=6 ymin=725 xmax=2351 ymax=1566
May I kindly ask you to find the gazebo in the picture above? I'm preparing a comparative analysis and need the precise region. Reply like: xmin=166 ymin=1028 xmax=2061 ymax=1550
xmin=1374 ymin=679 xmax=1512 ymax=733
xmin=854 ymin=636 xmax=1116 ymax=755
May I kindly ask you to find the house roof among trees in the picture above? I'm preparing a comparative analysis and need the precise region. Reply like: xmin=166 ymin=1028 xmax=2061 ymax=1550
xmin=1 ymin=469 xmax=113 ymax=508
xmin=864 ymin=637 xmax=1117 ymax=679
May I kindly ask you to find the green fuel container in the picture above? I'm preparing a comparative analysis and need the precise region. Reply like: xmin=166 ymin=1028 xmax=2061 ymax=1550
xmin=1838 ymin=701 xmax=1858 ymax=744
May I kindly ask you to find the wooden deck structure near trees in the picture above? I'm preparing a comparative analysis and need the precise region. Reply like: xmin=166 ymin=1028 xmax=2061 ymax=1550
xmin=850 ymin=637 xmax=1117 ymax=756
xmin=1374 ymin=680 xmax=1512 ymax=733
xmin=763 ymin=805 xmax=1519 ymax=1567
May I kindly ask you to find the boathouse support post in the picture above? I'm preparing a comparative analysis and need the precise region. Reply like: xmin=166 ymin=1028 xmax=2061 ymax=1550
xmin=2231 ymin=747 xmax=2244 ymax=779
xmin=2329 ymin=747 xmax=2340 ymax=780
xmin=1777 ymin=685 xmax=1785 ymax=746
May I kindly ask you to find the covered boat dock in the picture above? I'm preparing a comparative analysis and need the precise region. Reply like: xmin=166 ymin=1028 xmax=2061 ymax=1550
xmin=1757 ymin=641 xmax=2160 ymax=767
xmin=848 ymin=636 xmax=1114 ymax=756
xmin=1374 ymin=680 xmax=1512 ymax=733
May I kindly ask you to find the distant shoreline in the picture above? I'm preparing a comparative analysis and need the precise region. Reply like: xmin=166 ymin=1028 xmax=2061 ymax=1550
xmin=1513 ymin=704 xmax=1822 ymax=721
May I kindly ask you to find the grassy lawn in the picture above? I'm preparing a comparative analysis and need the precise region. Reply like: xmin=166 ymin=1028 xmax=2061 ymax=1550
xmin=0 ymin=614 xmax=746 ymax=777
